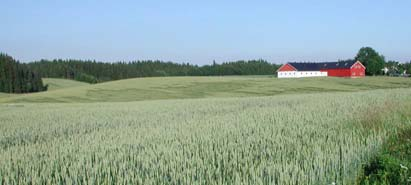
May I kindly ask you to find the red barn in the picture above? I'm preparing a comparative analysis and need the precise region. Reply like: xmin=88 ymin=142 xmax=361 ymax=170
xmin=277 ymin=61 xmax=366 ymax=78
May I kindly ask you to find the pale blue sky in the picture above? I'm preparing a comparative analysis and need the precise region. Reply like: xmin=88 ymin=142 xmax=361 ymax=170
xmin=1 ymin=0 xmax=410 ymax=64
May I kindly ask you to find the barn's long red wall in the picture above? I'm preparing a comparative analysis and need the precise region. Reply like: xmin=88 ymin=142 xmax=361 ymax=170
xmin=324 ymin=62 xmax=365 ymax=77
xmin=326 ymin=69 xmax=351 ymax=77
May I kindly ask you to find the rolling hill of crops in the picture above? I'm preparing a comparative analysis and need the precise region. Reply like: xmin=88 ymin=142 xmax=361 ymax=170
xmin=1 ymin=76 xmax=411 ymax=184
xmin=0 ymin=78 xmax=88 ymax=99
xmin=0 ymin=88 xmax=410 ymax=184
xmin=1 ymin=76 xmax=410 ymax=103
xmin=43 ymin=78 xmax=90 ymax=91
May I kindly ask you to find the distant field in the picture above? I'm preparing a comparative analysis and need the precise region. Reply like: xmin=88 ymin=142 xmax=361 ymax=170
xmin=0 ymin=93 xmax=13 ymax=99
xmin=0 ymin=76 xmax=410 ymax=103
xmin=0 ymin=78 xmax=88 ymax=99
xmin=43 ymin=78 xmax=89 ymax=91
xmin=1 ymin=88 xmax=410 ymax=184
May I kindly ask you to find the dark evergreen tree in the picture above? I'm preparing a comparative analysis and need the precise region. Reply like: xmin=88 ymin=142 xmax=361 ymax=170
xmin=0 ymin=53 xmax=47 ymax=93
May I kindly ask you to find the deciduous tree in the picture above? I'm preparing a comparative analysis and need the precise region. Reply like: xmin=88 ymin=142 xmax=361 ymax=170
xmin=355 ymin=47 xmax=385 ymax=75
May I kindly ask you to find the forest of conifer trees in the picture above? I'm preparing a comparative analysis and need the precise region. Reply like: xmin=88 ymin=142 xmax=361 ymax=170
xmin=0 ymin=52 xmax=280 ymax=92
xmin=25 ymin=59 xmax=280 ymax=83
xmin=0 ymin=54 xmax=47 ymax=93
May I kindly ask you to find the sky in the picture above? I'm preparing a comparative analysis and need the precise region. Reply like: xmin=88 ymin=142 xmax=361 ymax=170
xmin=1 ymin=0 xmax=410 ymax=65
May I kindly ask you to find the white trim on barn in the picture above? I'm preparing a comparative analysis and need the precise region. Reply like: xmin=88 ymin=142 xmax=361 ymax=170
xmin=278 ymin=71 xmax=327 ymax=78
xmin=350 ymin=61 xmax=366 ymax=69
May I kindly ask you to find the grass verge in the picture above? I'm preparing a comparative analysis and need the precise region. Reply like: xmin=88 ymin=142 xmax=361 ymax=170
xmin=356 ymin=105 xmax=411 ymax=185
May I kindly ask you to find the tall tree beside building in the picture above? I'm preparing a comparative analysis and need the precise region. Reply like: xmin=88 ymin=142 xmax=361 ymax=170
xmin=0 ymin=53 xmax=47 ymax=93
xmin=405 ymin=61 xmax=411 ymax=74
xmin=355 ymin=47 xmax=385 ymax=75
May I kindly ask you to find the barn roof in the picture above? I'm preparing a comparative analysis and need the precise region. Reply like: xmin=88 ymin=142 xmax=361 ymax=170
xmin=288 ymin=60 xmax=357 ymax=71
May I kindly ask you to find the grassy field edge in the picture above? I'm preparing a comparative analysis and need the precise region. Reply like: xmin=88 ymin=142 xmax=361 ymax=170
xmin=356 ymin=104 xmax=411 ymax=184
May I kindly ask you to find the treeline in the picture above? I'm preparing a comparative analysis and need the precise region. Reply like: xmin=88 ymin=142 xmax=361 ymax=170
xmin=25 ymin=59 xmax=280 ymax=83
xmin=0 ymin=54 xmax=47 ymax=93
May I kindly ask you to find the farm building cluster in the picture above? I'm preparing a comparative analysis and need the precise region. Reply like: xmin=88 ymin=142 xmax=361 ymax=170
xmin=277 ymin=61 xmax=365 ymax=78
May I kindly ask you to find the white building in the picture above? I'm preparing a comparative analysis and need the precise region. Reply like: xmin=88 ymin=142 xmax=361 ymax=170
xmin=277 ymin=71 xmax=328 ymax=78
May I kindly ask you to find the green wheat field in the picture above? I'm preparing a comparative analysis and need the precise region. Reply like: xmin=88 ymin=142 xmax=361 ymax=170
xmin=1 ymin=76 xmax=411 ymax=184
